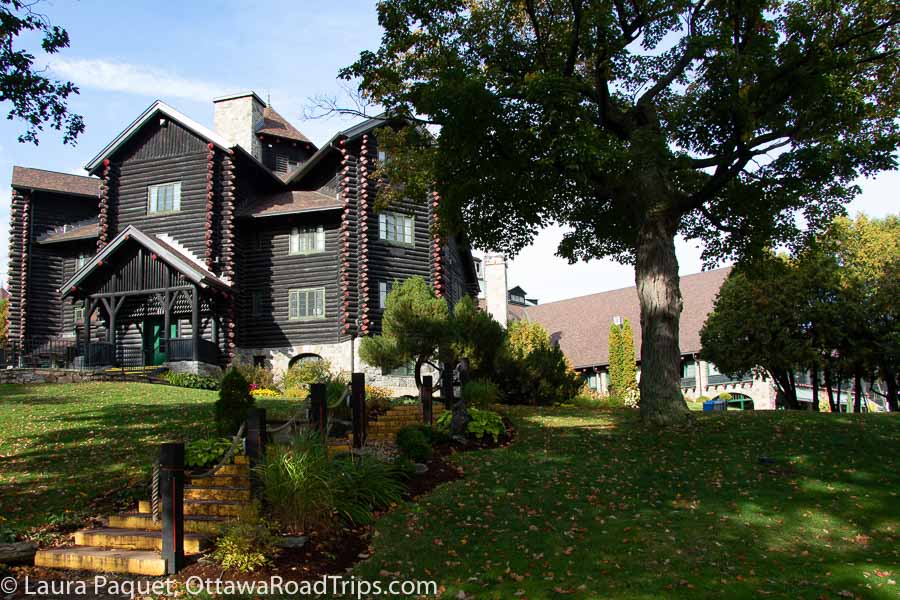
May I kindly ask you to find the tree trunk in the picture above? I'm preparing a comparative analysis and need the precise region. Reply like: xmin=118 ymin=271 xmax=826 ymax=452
xmin=634 ymin=213 xmax=690 ymax=425
xmin=811 ymin=365 xmax=820 ymax=412
xmin=853 ymin=367 xmax=863 ymax=413
xmin=824 ymin=366 xmax=838 ymax=412
xmin=835 ymin=373 xmax=844 ymax=413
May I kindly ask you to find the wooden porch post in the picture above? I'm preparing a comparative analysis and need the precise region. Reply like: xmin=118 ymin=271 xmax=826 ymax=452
xmin=83 ymin=299 xmax=93 ymax=366
xmin=191 ymin=285 xmax=200 ymax=362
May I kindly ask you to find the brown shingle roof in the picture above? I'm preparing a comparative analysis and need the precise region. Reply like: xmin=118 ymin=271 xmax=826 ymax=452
xmin=256 ymin=106 xmax=314 ymax=145
xmin=238 ymin=190 xmax=342 ymax=218
xmin=11 ymin=166 xmax=100 ymax=198
xmin=517 ymin=267 xmax=731 ymax=369
xmin=36 ymin=220 xmax=99 ymax=244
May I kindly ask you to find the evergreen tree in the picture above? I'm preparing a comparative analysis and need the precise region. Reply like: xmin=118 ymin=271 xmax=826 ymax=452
xmin=216 ymin=367 xmax=254 ymax=436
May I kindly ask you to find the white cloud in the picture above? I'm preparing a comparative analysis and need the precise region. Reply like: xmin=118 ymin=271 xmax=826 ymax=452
xmin=49 ymin=58 xmax=230 ymax=103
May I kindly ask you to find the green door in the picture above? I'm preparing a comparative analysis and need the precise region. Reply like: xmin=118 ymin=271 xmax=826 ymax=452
xmin=144 ymin=318 xmax=178 ymax=366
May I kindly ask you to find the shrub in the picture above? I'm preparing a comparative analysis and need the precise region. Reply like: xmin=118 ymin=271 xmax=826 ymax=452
xmin=251 ymin=388 xmax=280 ymax=398
xmin=494 ymin=321 xmax=582 ymax=406
xmin=331 ymin=455 xmax=405 ymax=525
xmin=696 ymin=395 xmax=711 ymax=403
xmin=365 ymin=385 xmax=393 ymax=412
xmin=395 ymin=426 xmax=433 ymax=462
xmin=165 ymin=372 xmax=220 ymax=390
xmin=718 ymin=392 xmax=733 ymax=401
xmin=462 ymin=378 xmax=500 ymax=408
xmin=185 ymin=438 xmax=239 ymax=468
xmin=232 ymin=360 xmax=276 ymax=390
xmin=211 ymin=503 xmax=278 ymax=573
xmin=437 ymin=407 xmax=505 ymax=442
xmin=569 ymin=391 xmax=625 ymax=409
xmin=281 ymin=358 xmax=333 ymax=390
xmin=255 ymin=429 xmax=405 ymax=533
xmin=216 ymin=368 xmax=255 ymax=436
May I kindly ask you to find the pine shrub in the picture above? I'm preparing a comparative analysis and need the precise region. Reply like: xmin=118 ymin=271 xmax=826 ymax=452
xmin=216 ymin=367 xmax=254 ymax=436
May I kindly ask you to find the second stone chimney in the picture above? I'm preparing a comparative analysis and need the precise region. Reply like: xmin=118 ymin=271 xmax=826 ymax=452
xmin=213 ymin=91 xmax=265 ymax=161
xmin=484 ymin=253 xmax=509 ymax=328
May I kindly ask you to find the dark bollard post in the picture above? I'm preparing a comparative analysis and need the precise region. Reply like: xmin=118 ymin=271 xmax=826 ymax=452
xmin=245 ymin=408 xmax=266 ymax=497
xmin=159 ymin=442 xmax=185 ymax=575
xmin=310 ymin=383 xmax=328 ymax=439
xmin=351 ymin=372 xmax=367 ymax=448
xmin=421 ymin=375 xmax=433 ymax=426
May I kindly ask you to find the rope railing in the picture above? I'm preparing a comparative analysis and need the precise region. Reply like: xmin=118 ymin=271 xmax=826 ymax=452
xmin=268 ymin=383 xmax=351 ymax=434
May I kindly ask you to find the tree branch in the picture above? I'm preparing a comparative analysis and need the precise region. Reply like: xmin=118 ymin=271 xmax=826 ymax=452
xmin=563 ymin=0 xmax=583 ymax=77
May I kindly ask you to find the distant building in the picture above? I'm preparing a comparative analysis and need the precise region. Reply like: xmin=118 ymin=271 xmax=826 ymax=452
xmin=0 ymin=288 xmax=9 ymax=301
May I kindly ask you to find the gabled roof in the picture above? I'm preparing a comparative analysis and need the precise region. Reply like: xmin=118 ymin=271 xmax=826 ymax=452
xmin=238 ymin=190 xmax=342 ymax=219
xmin=12 ymin=166 xmax=100 ymax=198
xmin=508 ymin=285 xmax=528 ymax=296
xmin=84 ymin=101 xmax=233 ymax=174
xmin=61 ymin=225 xmax=230 ymax=297
xmin=257 ymin=106 xmax=315 ymax=146
xmin=517 ymin=267 xmax=731 ymax=369
xmin=285 ymin=114 xmax=396 ymax=186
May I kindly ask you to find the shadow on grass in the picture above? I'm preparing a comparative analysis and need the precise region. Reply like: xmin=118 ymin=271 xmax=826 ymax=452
xmin=349 ymin=407 xmax=899 ymax=600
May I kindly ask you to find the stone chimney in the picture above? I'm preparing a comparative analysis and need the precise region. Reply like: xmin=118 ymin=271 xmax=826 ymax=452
xmin=484 ymin=253 xmax=509 ymax=328
xmin=213 ymin=91 xmax=265 ymax=161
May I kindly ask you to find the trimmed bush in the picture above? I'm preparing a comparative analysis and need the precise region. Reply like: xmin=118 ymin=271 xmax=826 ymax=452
xmin=396 ymin=426 xmax=433 ymax=462
xmin=216 ymin=367 xmax=254 ymax=436
xmin=462 ymin=378 xmax=500 ymax=408
xmin=281 ymin=358 xmax=333 ymax=390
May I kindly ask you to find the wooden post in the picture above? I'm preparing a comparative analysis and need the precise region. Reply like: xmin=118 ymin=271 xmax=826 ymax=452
xmin=191 ymin=285 xmax=200 ymax=362
xmin=421 ymin=375 xmax=433 ymax=426
xmin=351 ymin=372 xmax=367 ymax=448
xmin=245 ymin=408 xmax=266 ymax=498
xmin=159 ymin=442 xmax=185 ymax=575
xmin=83 ymin=300 xmax=92 ymax=367
xmin=309 ymin=383 xmax=328 ymax=439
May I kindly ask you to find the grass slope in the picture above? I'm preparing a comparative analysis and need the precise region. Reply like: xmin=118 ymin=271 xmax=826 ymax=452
xmin=0 ymin=382 xmax=302 ymax=532
xmin=354 ymin=407 xmax=899 ymax=599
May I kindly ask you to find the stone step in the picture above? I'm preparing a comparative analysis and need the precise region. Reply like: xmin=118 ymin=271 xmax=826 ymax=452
xmin=108 ymin=513 xmax=226 ymax=535
xmin=209 ymin=463 xmax=249 ymax=476
xmin=185 ymin=485 xmax=251 ymax=502
xmin=189 ymin=474 xmax=250 ymax=488
xmin=74 ymin=528 xmax=208 ymax=554
xmin=138 ymin=499 xmax=246 ymax=518
xmin=35 ymin=547 xmax=166 ymax=576
xmin=233 ymin=455 xmax=249 ymax=465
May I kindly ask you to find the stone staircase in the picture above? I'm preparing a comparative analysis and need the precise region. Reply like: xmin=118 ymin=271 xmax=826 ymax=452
xmin=34 ymin=456 xmax=251 ymax=576
xmin=367 ymin=403 xmax=446 ymax=443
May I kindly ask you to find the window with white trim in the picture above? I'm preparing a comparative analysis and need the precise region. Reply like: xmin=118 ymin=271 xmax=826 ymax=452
xmin=289 ymin=287 xmax=325 ymax=320
xmin=147 ymin=182 xmax=181 ymax=214
xmin=289 ymin=225 xmax=325 ymax=255
xmin=378 ymin=212 xmax=414 ymax=246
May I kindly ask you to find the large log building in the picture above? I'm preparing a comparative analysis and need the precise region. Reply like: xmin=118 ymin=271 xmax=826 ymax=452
xmin=6 ymin=92 xmax=478 ymax=389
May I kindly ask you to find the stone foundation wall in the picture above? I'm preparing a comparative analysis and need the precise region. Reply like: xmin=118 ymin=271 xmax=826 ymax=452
xmin=163 ymin=361 xmax=223 ymax=378
xmin=0 ymin=368 xmax=96 ymax=385
xmin=235 ymin=340 xmax=428 ymax=397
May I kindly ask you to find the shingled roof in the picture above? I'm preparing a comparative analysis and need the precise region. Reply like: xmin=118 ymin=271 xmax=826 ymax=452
xmin=517 ymin=267 xmax=731 ymax=369
xmin=11 ymin=166 xmax=100 ymax=198
xmin=238 ymin=190 xmax=342 ymax=218
xmin=256 ymin=106 xmax=314 ymax=145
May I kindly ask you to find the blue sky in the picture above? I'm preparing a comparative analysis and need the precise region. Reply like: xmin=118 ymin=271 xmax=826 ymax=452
xmin=1 ymin=1 xmax=897 ymax=302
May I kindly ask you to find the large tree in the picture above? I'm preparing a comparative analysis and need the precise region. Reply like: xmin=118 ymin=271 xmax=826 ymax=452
xmin=0 ymin=0 xmax=84 ymax=144
xmin=342 ymin=0 xmax=900 ymax=425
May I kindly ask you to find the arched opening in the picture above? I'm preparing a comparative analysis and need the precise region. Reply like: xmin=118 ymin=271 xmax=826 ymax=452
xmin=288 ymin=353 xmax=324 ymax=369
xmin=726 ymin=393 xmax=754 ymax=410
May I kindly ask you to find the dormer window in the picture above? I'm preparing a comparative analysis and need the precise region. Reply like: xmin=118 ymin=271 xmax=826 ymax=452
xmin=148 ymin=182 xmax=181 ymax=214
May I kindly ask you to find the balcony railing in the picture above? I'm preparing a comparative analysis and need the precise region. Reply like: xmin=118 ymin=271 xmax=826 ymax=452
xmin=1 ymin=337 xmax=219 ymax=370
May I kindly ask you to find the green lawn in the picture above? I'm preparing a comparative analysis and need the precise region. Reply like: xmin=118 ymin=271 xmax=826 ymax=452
xmin=0 ymin=382 xmax=303 ymax=532
xmin=354 ymin=407 xmax=900 ymax=599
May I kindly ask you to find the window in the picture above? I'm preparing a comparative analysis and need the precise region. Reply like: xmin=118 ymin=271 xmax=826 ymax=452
xmin=73 ymin=306 xmax=84 ymax=325
xmin=378 ymin=212 xmax=414 ymax=246
xmin=253 ymin=355 xmax=266 ymax=368
xmin=75 ymin=252 xmax=89 ymax=270
xmin=251 ymin=290 xmax=264 ymax=317
xmin=289 ymin=226 xmax=325 ymax=255
xmin=510 ymin=293 xmax=526 ymax=305
xmin=377 ymin=150 xmax=388 ymax=163
xmin=383 ymin=361 xmax=415 ymax=377
xmin=289 ymin=288 xmax=325 ymax=320
xmin=379 ymin=280 xmax=395 ymax=309
xmin=147 ymin=182 xmax=181 ymax=214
